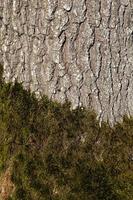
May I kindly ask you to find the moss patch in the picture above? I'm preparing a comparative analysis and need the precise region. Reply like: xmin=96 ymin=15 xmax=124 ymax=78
xmin=0 ymin=67 xmax=133 ymax=199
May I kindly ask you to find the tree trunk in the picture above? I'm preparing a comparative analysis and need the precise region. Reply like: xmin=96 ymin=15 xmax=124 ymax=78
xmin=0 ymin=0 xmax=133 ymax=124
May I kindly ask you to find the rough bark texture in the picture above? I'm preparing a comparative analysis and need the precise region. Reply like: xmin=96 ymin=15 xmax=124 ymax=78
xmin=0 ymin=0 xmax=133 ymax=124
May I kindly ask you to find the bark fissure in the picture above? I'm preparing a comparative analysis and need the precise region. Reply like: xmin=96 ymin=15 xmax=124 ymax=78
xmin=0 ymin=0 xmax=133 ymax=124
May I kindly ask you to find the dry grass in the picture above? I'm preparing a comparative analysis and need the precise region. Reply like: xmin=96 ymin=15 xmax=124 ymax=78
xmin=0 ymin=168 xmax=15 ymax=200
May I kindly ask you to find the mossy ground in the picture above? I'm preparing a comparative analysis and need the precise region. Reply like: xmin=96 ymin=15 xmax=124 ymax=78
xmin=0 ymin=65 xmax=133 ymax=199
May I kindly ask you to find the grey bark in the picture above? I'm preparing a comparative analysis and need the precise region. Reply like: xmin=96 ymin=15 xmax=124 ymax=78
xmin=0 ymin=0 xmax=133 ymax=124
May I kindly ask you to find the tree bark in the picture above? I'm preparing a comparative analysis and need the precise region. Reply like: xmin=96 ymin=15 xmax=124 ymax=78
xmin=0 ymin=0 xmax=133 ymax=124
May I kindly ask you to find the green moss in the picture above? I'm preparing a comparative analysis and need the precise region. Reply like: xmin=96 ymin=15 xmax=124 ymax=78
xmin=0 ymin=65 xmax=133 ymax=199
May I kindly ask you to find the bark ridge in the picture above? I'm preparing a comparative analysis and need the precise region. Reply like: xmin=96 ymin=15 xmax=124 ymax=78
xmin=0 ymin=0 xmax=133 ymax=124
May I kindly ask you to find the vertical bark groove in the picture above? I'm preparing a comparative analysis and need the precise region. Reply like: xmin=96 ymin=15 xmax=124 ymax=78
xmin=0 ymin=0 xmax=133 ymax=124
